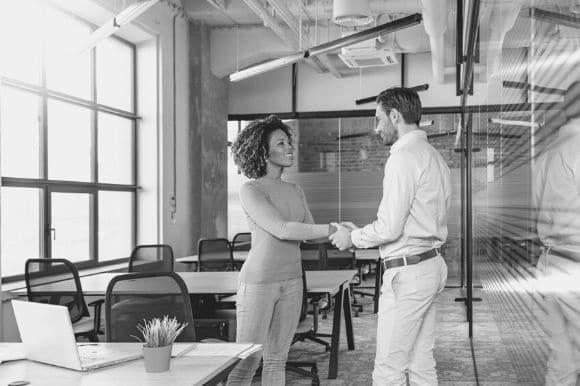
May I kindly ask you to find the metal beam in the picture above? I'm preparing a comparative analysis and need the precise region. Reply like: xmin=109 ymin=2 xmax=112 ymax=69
xmin=528 ymin=7 xmax=580 ymax=29
xmin=502 ymin=80 xmax=565 ymax=95
xmin=355 ymin=84 xmax=430 ymax=105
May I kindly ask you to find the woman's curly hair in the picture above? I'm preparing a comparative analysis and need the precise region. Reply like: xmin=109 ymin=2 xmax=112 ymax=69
xmin=231 ymin=115 xmax=293 ymax=179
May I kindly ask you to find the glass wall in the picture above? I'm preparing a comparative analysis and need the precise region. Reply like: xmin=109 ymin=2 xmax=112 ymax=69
xmin=227 ymin=114 xmax=463 ymax=284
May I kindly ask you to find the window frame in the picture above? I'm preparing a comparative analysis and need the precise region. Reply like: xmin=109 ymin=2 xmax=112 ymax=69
xmin=1 ymin=4 xmax=139 ymax=282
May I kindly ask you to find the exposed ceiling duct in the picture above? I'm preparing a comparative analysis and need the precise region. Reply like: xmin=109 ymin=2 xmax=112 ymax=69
xmin=229 ymin=13 xmax=423 ymax=82
xmin=333 ymin=0 xmax=373 ymax=27
xmin=485 ymin=0 xmax=522 ymax=81
xmin=420 ymin=0 xmax=448 ymax=83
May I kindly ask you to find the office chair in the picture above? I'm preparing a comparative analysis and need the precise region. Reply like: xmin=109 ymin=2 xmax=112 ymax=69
xmin=231 ymin=232 xmax=251 ymax=251
xmin=128 ymin=244 xmax=174 ymax=273
xmin=319 ymin=243 xmax=364 ymax=317
xmin=231 ymin=232 xmax=251 ymax=270
xmin=286 ymin=267 xmax=325 ymax=385
xmin=300 ymin=242 xmax=322 ymax=271
xmin=25 ymin=258 xmax=103 ymax=342
xmin=197 ymin=238 xmax=235 ymax=272
xmin=105 ymin=271 xmax=196 ymax=342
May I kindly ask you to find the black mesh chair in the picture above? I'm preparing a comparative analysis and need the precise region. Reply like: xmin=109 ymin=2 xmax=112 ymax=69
xmin=105 ymin=272 xmax=196 ymax=343
xmin=231 ymin=232 xmax=252 ymax=251
xmin=286 ymin=267 xmax=325 ymax=385
xmin=300 ymin=242 xmax=322 ymax=271
xmin=128 ymin=244 xmax=174 ymax=273
xmin=197 ymin=238 xmax=235 ymax=272
xmin=25 ymin=258 xmax=103 ymax=342
xmin=320 ymin=243 xmax=364 ymax=317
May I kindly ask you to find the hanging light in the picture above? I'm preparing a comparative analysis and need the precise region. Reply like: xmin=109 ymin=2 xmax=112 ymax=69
xmin=333 ymin=0 xmax=373 ymax=27
xmin=79 ymin=0 xmax=160 ymax=53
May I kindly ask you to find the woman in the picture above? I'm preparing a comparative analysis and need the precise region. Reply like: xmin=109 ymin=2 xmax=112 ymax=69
xmin=226 ymin=116 xmax=335 ymax=385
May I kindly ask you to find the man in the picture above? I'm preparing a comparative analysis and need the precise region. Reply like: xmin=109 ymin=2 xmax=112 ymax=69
xmin=330 ymin=87 xmax=451 ymax=385
xmin=533 ymin=81 xmax=580 ymax=386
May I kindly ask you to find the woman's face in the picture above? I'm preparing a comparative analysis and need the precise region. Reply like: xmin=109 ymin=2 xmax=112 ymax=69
xmin=267 ymin=129 xmax=294 ymax=168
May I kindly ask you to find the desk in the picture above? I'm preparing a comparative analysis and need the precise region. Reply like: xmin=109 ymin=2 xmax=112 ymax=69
xmin=0 ymin=342 xmax=256 ymax=386
xmin=10 ymin=271 xmax=356 ymax=380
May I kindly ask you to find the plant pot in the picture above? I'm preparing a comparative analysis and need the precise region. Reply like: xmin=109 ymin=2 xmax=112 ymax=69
xmin=142 ymin=344 xmax=172 ymax=373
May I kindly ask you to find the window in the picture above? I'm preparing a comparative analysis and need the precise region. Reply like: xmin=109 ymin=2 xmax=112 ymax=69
xmin=0 ymin=2 xmax=137 ymax=280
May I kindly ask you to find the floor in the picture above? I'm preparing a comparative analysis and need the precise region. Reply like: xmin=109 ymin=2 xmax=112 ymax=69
xmin=247 ymin=257 xmax=561 ymax=386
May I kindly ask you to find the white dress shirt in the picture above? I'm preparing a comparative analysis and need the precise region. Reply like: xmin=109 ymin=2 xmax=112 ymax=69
xmin=533 ymin=118 xmax=580 ymax=248
xmin=351 ymin=129 xmax=452 ymax=258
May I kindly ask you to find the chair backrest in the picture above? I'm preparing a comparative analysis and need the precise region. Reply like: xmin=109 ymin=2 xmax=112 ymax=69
xmin=300 ymin=242 xmax=322 ymax=270
xmin=197 ymin=238 xmax=234 ymax=272
xmin=231 ymin=232 xmax=252 ymax=251
xmin=25 ymin=258 xmax=89 ymax=324
xmin=321 ymin=242 xmax=356 ymax=270
xmin=129 ymin=244 xmax=174 ymax=273
xmin=299 ymin=267 xmax=309 ymax=322
xmin=105 ymin=272 xmax=196 ymax=343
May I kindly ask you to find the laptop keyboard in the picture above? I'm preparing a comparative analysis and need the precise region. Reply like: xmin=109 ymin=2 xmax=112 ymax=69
xmin=78 ymin=345 xmax=107 ymax=365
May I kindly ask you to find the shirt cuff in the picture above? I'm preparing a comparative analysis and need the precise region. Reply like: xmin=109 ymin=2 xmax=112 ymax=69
xmin=351 ymin=228 xmax=363 ymax=248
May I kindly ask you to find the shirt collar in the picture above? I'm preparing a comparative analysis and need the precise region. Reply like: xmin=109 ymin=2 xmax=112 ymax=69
xmin=391 ymin=129 xmax=427 ymax=152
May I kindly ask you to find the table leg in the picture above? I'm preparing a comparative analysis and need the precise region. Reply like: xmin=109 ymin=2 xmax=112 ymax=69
xmin=328 ymin=283 xmax=343 ymax=379
xmin=373 ymin=258 xmax=382 ymax=313
xmin=343 ymin=286 xmax=355 ymax=350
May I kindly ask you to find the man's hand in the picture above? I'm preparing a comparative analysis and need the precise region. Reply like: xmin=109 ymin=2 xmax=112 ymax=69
xmin=329 ymin=222 xmax=354 ymax=251
xmin=340 ymin=221 xmax=359 ymax=230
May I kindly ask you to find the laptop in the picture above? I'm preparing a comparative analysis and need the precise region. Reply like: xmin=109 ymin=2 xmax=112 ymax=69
xmin=12 ymin=300 xmax=142 ymax=371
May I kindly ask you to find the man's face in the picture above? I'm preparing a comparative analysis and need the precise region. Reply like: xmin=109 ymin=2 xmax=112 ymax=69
xmin=375 ymin=104 xmax=397 ymax=145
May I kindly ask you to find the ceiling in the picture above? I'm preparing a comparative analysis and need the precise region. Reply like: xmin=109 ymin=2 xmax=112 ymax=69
xmin=181 ymin=0 xmax=580 ymax=79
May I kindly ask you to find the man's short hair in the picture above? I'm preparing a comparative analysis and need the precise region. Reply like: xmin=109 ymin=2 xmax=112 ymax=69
xmin=376 ymin=87 xmax=422 ymax=125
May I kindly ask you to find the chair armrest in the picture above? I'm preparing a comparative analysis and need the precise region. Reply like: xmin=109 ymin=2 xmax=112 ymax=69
xmin=88 ymin=299 xmax=105 ymax=333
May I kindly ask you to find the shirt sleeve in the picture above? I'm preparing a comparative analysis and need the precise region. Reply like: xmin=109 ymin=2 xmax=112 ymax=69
xmin=351 ymin=150 xmax=418 ymax=248
xmin=240 ymin=182 xmax=328 ymax=241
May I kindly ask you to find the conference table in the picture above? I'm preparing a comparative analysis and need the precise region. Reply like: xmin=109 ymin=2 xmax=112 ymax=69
xmin=177 ymin=248 xmax=383 ymax=313
xmin=10 ymin=270 xmax=356 ymax=379
xmin=0 ymin=342 xmax=260 ymax=385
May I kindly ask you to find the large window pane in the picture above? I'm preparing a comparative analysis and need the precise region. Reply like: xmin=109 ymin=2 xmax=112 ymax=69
xmin=45 ymin=8 xmax=91 ymax=99
xmin=96 ymin=38 xmax=133 ymax=111
xmin=98 ymin=113 xmax=133 ymax=184
xmin=47 ymin=99 xmax=92 ymax=181
xmin=99 ymin=191 xmax=133 ymax=261
xmin=1 ymin=87 xmax=41 ymax=178
xmin=51 ymin=192 xmax=91 ymax=262
xmin=1 ymin=187 xmax=42 ymax=277
xmin=0 ymin=0 xmax=43 ymax=84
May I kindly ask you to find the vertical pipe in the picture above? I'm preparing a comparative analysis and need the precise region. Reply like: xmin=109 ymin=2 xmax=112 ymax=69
xmin=466 ymin=112 xmax=474 ymax=337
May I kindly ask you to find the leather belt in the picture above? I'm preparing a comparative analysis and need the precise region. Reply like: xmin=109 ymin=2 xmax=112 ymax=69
xmin=382 ymin=249 xmax=440 ymax=270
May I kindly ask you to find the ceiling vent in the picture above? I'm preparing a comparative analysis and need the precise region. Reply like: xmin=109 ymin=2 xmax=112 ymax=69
xmin=338 ymin=38 xmax=398 ymax=68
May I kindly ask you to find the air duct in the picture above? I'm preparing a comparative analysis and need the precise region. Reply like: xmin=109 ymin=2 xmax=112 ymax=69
xmin=333 ymin=0 xmax=373 ymax=27
xmin=420 ymin=0 xmax=447 ymax=83
xmin=486 ymin=0 xmax=522 ymax=80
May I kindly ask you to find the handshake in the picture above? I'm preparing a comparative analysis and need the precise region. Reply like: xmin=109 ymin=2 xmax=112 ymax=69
xmin=329 ymin=221 xmax=359 ymax=251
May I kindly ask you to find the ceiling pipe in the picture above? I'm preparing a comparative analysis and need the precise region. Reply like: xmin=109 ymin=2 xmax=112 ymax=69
xmin=420 ymin=0 xmax=447 ymax=83
xmin=242 ymin=0 xmax=298 ymax=49
xmin=230 ymin=13 xmax=423 ymax=82
xmin=486 ymin=0 xmax=522 ymax=80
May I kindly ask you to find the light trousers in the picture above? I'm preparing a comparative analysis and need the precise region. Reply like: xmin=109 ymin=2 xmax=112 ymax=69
xmin=373 ymin=255 xmax=447 ymax=386
xmin=537 ymin=250 xmax=580 ymax=386
xmin=226 ymin=277 xmax=302 ymax=386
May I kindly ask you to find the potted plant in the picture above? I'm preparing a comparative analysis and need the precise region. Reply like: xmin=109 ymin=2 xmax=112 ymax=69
xmin=133 ymin=315 xmax=188 ymax=372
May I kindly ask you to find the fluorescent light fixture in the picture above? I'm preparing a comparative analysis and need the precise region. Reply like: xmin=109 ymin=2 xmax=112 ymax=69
xmin=419 ymin=120 xmax=434 ymax=127
xmin=229 ymin=52 xmax=307 ymax=82
xmin=79 ymin=0 xmax=159 ymax=53
xmin=490 ymin=118 xmax=539 ymax=128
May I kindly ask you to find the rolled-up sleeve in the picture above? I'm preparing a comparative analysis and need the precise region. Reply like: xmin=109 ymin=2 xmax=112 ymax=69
xmin=351 ymin=151 xmax=418 ymax=248
xmin=240 ymin=183 xmax=329 ymax=241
